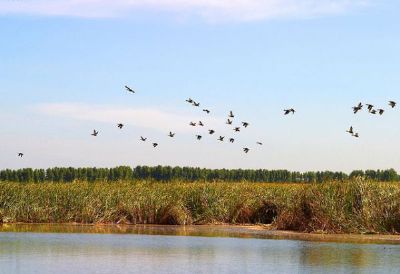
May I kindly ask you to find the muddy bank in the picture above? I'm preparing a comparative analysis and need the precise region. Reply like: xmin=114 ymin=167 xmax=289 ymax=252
xmin=1 ymin=224 xmax=399 ymax=245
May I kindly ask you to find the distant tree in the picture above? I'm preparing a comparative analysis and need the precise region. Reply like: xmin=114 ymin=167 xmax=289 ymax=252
xmin=1 ymin=166 xmax=399 ymax=184
xmin=350 ymin=170 xmax=365 ymax=179
xmin=381 ymin=169 xmax=398 ymax=182
xmin=365 ymin=170 xmax=377 ymax=181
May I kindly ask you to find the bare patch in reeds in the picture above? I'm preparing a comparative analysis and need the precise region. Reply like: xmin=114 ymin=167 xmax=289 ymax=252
xmin=251 ymin=201 xmax=278 ymax=224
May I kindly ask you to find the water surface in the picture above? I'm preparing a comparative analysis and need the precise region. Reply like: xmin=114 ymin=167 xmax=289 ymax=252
xmin=1 ymin=225 xmax=399 ymax=274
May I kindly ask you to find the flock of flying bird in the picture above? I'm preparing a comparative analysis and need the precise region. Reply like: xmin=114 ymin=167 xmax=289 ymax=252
xmin=346 ymin=100 xmax=397 ymax=138
xmin=81 ymin=86 xmax=262 ymax=155
xmin=182 ymin=98 xmax=263 ymax=153
xmin=16 ymin=85 xmax=397 ymax=158
xmin=96 ymin=86 xmax=264 ymax=154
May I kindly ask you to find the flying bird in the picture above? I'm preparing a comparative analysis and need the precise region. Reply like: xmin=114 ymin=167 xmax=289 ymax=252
xmin=228 ymin=111 xmax=234 ymax=118
xmin=208 ymin=129 xmax=215 ymax=135
xmin=226 ymin=119 xmax=233 ymax=125
xmin=389 ymin=101 xmax=397 ymax=108
xmin=203 ymin=109 xmax=210 ymax=114
xmin=218 ymin=136 xmax=225 ymax=142
xmin=284 ymin=108 xmax=295 ymax=115
xmin=186 ymin=98 xmax=194 ymax=103
xmin=168 ymin=132 xmax=175 ymax=137
xmin=229 ymin=138 xmax=235 ymax=143
xmin=370 ymin=109 xmax=377 ymax=115
xmin=193 ymin=102 xmax=200 ymax=107
xmin=242 ymin=122 xmax=249 ymax=128
xmin=243 ymin=148 xmax=250 ymax=153
xmin=233 ymin=127 xmax=240 ymax=132
xmin=366 ymin=104 xmax=374 ymax=112
xmin=347 ymin=127 xmax=359 ymax=138
xmin=140 ymin=136 xmax=147 ymax=141
xmin=378 ymin=109 xmax=385 ymax=115
xmin=256 ymin=142 xmax=263 ymax=145
xmin=91 ymin=130 xmax=99 ymax=137
xmin=152 ymin=143 xmax=158 ymax=148
xmin=189 ymin=122 xmax=197 ymax=126
xmin=346 ymin=126 xmax=354 ymax=135
xmin=198 ymin=121 xmax=204 ymax=126
xmin=353 ymin=102 xmax=363 ymax=114
xmin=196 ymin=135 xmax=202 ymax=140
xmin=125 ymin=85 xmax=135 ymax=93
xmin=117 ymin=123 xmax=124 ymax=129
xmin=18 ymin=153 xmax=24 ymax=157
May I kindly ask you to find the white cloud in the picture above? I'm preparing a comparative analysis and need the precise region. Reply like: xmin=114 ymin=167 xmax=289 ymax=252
xmin=0 ymin=0 xmax=370 ymax=21
xmin=35 ymin=102 xmax=223 ymax=133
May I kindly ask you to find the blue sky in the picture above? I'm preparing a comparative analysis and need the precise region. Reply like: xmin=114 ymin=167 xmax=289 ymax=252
xmin=1 ymin=0 xmax=400 ymax=172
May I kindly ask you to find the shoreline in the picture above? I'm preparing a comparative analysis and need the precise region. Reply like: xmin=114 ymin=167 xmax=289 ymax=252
xmin=1 ymin=223 xmax=400 ymax=245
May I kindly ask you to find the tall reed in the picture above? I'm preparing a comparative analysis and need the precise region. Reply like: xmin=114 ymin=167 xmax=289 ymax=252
xmin=0 ymin=179 xmax=399 ymax=233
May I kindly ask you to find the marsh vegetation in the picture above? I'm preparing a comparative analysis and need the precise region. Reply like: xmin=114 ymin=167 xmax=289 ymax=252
xmin=1 ymin=179 xmax=399 ymax=234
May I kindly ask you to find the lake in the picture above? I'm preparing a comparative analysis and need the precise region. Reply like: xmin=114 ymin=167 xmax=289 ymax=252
xmin=1 ymin=225 xmax=400 ymax=274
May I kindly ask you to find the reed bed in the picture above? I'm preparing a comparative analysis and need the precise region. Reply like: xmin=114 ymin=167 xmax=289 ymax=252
xmin=0 ymin=179 xmax=399 ymax=233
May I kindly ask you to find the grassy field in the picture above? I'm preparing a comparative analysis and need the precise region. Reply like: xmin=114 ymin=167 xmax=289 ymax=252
xmin=0 ymin=179 xmax=399 ymax=234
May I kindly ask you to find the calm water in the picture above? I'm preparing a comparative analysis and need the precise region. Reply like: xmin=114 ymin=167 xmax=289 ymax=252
xmin=1 ymin=225 xmax=400 ymax=274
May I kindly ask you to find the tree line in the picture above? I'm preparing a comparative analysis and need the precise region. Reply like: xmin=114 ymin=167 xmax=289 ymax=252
xmin=0 ymin=166 xmax=398 ymax=183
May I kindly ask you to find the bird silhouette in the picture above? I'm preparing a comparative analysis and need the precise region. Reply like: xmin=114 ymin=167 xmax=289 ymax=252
xmin=140 ymin=136 xmax=147 ymax=141
xmin=353 ymin=102 xmax=363 ymax=114
xmin=256 ymin=142 xmax=263 ymax=145
xmin=125 ymin=85 xmax=135 ymax=93
xmin=192 ymin=102 xmax=200 ymax=107
xmin=366 ymin=104 xmax=374 ymax=112
xmin=198 ymin=121 xmax=204 ymax=126
xmin=226 ymin=119 xmax=233 ymax=125
xmin=346 ymin=126 xmax=354 ymax=135
xmin=209 ymin=129 xmax=215 ymax=135
xmin=196 ymin=135 xmax=202 ymax=140
xmin=117 ymin=123 xmax=124 ymax=129
xmin=186 ymin=98 xmax=194 ymax=103
xmin=389 ymin=101 xmax=397 ymax=108
xmin=243 ymin=148 xmax=250 ymax=153
xmin=284 ymin=108 xmax=295 ymax=115
xmin=228 ymin=111 xmax=234 ymax=118
xmin=168 ymin=132 xmax=175 ymax=137
xmin=203 ymin=109 xmax=210 ymax=114
xmin=91 ymin=130 xmax=99 ymax=136
xmin=370 ymin=109 xmax=377 ymax=115
xmin=18 ymin=153 xmax=24 ymax=157
xmin=229 ymin=138 xmax=235 ymax=143
xmin=242 ymin=122 xmax=249 ymax=128
xmin=233 ymin=127 xmax=240 ymax=132
xmin=378 ymin=109 xmax=385 ymax=115
xmin=189 ymin=122 xmax=197 ymax=126
xmin=152 ymin=143 xmax=158 ymax=148
xmin=353 ymin=133 xmax=359 ymax=138
xmin=218 ymin=136 xmax=225 ymax=141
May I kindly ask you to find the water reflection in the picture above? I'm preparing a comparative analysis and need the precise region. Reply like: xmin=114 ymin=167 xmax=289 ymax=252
xmin=0 ymin=229 xmax=400 ymax=274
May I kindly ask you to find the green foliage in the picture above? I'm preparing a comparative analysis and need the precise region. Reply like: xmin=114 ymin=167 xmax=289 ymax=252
xmin=0 ymin=166 xmax=398 ymax=183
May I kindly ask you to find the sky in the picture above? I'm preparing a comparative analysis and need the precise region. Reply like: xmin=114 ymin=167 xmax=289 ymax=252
xmin=1 ymin=0 xmax=400 ymax=172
